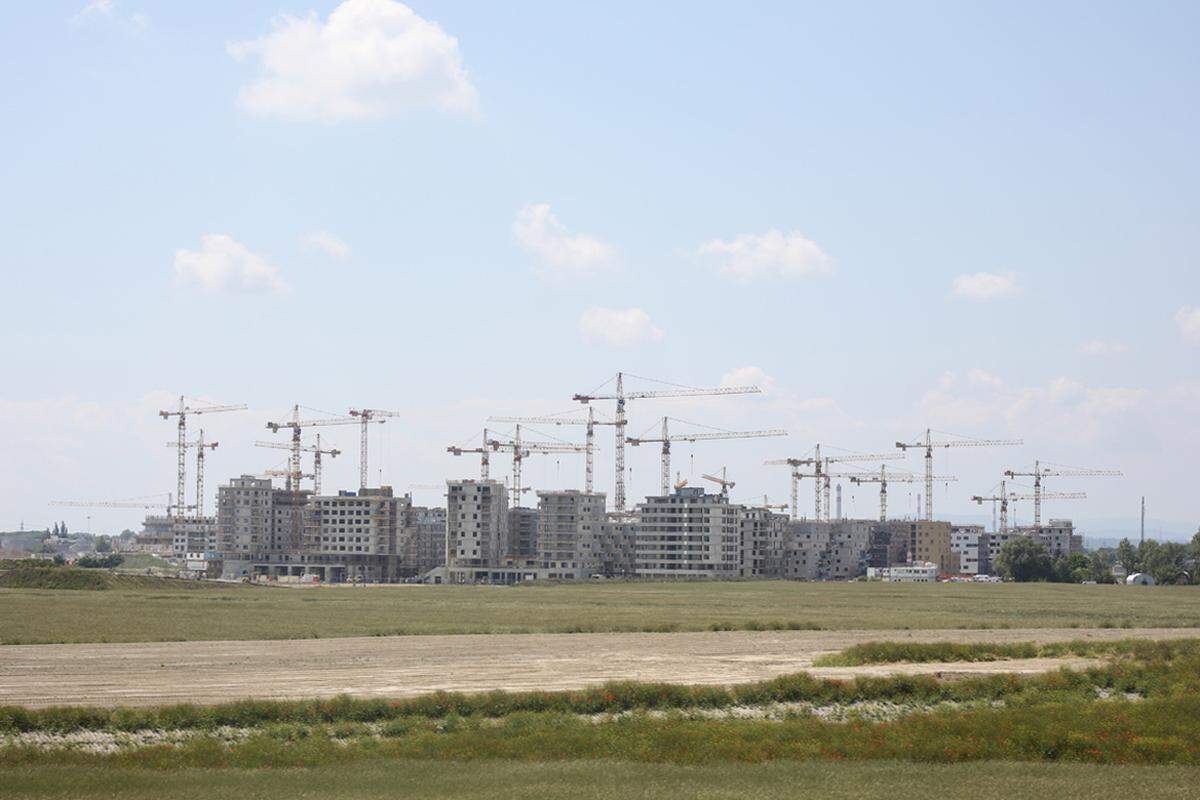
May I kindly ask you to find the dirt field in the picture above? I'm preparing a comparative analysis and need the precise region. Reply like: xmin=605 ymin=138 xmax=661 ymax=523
xmin=2 ymin=627 xmax=1195 ymax=708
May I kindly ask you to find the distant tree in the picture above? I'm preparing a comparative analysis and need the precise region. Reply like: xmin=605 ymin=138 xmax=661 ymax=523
xmin=52 ymin=553 xmax=66 ymax=566
xmin=60 ymin=521 xmax=68 ymax=536
xmin=1115 ymin=538 xmax=1139 ymax=573
xmin=1142 ymin=541 xmax=1190 ymax=585
xmin=76 ymin=553 xmax=123 ymax=569
xmin=1053 ymin=552 xmax=1090 ymax=583
xmin=1088 ymin=551 xmax=1116 ymax=583
xmin=996 ymin=537 xmax=1054 ymax=582
xmin=94 ymin=536 xmax=112 ymax=554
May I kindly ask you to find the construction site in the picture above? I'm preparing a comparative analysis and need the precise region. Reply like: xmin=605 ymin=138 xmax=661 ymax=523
xmin=52 ymin=372 xmax=1126 ymax=587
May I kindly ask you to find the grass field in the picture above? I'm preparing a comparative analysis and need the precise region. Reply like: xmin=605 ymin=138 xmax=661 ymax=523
xmin=2 ymin=580 xmax=1199 ymax=644
xmin=5 ymin=761 xmax=1199 ymax=800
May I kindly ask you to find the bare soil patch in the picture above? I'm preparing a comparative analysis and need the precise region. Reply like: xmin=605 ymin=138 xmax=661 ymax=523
xmin=1 ymin=627 xmax=1194 ymax=708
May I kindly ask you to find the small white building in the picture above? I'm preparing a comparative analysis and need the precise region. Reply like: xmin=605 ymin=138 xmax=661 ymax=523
xmin=888 ymin=562 xmax=939 ymax=583
xmin=1126 ymin=572 xmax=1155 ymax=586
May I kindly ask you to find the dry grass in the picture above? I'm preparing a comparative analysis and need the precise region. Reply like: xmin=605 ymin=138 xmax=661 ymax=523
xmin=3 ymin=581 xmax=1199 ymax=645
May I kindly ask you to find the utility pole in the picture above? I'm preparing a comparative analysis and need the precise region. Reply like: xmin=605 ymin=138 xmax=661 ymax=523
xmin=1140 ymin=496 xmax=1145 ymax=545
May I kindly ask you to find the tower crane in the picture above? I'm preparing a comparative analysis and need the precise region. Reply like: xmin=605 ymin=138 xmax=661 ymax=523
xmin=266 ymin=406 xmax=370 ymax=492
xmin=701 ymin=467 xmax=735 ymax=498
xmin=347 ymin=409 xmax=401 ymax=489
xmin=488 ymin=407 xmax=617 ymax=493
xmin=850 ymin=467 xmax=958 ymax=522
xmin=50 ymin=495 xmax=172 ymax=511
xmin=159 ymin=396 xmax=246 ymax=518
xmin=255 ymin=435 xmax=341 ymax=494
xmin=1006 ymin=489 xmax=1088 ymax=528
xmin=971 ymin=480 xmax=1011 ymax=533
xmin=573 ymin=372 xmax=761 ymax=512
xmin=486 ymin=425 xmax=588 ymax=505
xmin=165 ymin=430 xmax=217 ymax=517
xmin=743 ymin=495 xmax=788 ymax=511
xmin=447 ymin=428 xmax=492 ymax=480
xmin=765 ymin=446 xmax=899 ymax=521
xmin=895 ymin=429 xmax=1022 ymax=521
xmin=626 ymin=417 xmax=786 ymax=496
xmin=1003 ymin=460 xmax=1120 ymax=528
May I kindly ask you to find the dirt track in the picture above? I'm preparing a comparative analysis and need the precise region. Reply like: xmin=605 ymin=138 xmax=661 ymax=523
xmin=2 ymin=627 xmax=1196 ymax=708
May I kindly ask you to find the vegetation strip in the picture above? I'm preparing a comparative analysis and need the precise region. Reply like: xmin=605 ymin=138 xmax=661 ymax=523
xmin=813 ymin=638 xmax=1149 ymax=666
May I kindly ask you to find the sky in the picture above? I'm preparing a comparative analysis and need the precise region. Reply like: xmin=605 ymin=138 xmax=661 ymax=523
xmin=1 ymin=1 xmax=1198 ymax=537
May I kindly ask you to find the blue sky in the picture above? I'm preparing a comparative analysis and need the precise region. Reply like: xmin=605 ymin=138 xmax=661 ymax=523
xmin=2 ymin=1 xmax=1198 ymax=534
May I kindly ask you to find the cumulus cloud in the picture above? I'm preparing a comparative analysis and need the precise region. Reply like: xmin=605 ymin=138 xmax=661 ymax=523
xmin=512 ymin=204 xmax=616 ymax=277
xmin=228 ymin=0 xmax=478 ymax=122
xmin=699 ymin=229 xmax=833 ymax=282
xmin=917 ymin=369 xmax=1145 ymax=445
xmin=1080 ymin=340 xmax=1129 ymax=356
xmin=951 ymin=271 xmax=1021 ymax=301
xmin=302 ymin=231 xmax=352 ymax=260
xmin=1176 ymin=306 xmax=1200 ymax=344
xmin=174 ymin=234 xmax=289 ymax=294
xmin=70 ymin=1 xmax=148 ymax=30
xmin=579 ymin=307 xmax=664 ymax=346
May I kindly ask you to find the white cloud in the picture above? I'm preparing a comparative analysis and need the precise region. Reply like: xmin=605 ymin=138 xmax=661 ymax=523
xmin=1080 ymin=339 xmax=1129 ymax=356
xmin=303 ymin=231 xmax=352 ymax=260
xmin=579 ymin=307 xmax=664 ymax=346
xmin=1176 ymin=306 xmax=1200 ymax=344
xmin=174 ymin=234 xmax=289 ymax=295
xmin=228 ymin=0 xmax=478 ymax=122
xmin=512 ymin=204 xmax=616 ymax=277
xmin=70 ymin=1 xmax=148 ymax=30
xmin=917 ymin=370 xmax=1146 ymax=445
xmin=699 ymin=229 xmax=833 ymax=282
xmin=73 ymin=0 xmax=113 ymax=18
xmin=720 ymin=366 xmax=775 ymax=392
xmin=951 ymin=271 xmax=1021 ymax=301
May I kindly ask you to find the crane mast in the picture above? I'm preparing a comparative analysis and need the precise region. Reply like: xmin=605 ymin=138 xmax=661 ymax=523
xmin=896 ymin=429 xmax=1022 ymax=521
xmin=487 ymin=408 xmax=615 ymax=493
xmin=1003 ymin=460 xmax=1120 ymax=528
xmin=626 ymin=417 xmax=786 ymax=496
xmin=573 ymin=372 xmax=761 ymax=512
xmin=447 ymin=428 xmax=492 ymax=480
xmin=158 ymin=396 xmax=245 ymax=518
xmin=851 ymin=466 xmax=957 ymax=522
xmin=348 ymin=408 xmax=401 ymax=489
xmin=486 ymin=424 xmax=587 ymax=506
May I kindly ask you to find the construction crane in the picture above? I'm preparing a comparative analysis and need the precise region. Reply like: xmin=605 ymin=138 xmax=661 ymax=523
xmin=573 ymin=372 xmax=762 ymax=512
xmin=1003 ymin=460 xmax=1120 ymax=528
xmin=50 ymin=494 xmax=172 ymax=511
xmin=701 ymin=467 xmax=735 ymax=498
xmin=895 ymin=429 xmax=1023 ymax=521
xmin=1006 ymin=488 xmax=1089 ymax=528
xmin=347 ymin=409 xmax=401 ymax=489
xmin=743 ymin=495 xmax=788 ymax=511
xmin=159 ymin=396 xmax=246 ymax=518
xmin=487 ymin=408 xmax=616 ymax=493
xmin=765 ymin=445 xmax=899 ymax=521
xmin=447 ymin=428 xmax=493 ymax=480
xmin=486 ymin=425 xmax=587 ymax=505
xmin=165 ymin=429 xmax=218 ymax=517
xmin=971 ymin=479 xmax=1012 ymax=533
xmin=627 ymin=417 xmax=786 ymax=496
xmin=266 ymin=406 xmax=368 ymax=492
xmin=255 ymin=435 xmax=341 ymax=494
xmin=850 ymin=466 xmax=958 ymax=522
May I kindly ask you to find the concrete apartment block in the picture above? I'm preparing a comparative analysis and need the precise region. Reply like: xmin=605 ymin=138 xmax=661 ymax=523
xmin=446 ymin=479 xmax=509 ymax=573
xmin=537 ymin=490 xmax=607 ymax=579
xmin=634 ymin=487 xmax=742 ymax=579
